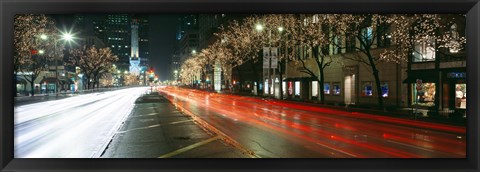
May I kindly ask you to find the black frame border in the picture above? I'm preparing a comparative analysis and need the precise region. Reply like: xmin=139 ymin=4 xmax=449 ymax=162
xmin=1 ymin=0 xmax=479 ymax=172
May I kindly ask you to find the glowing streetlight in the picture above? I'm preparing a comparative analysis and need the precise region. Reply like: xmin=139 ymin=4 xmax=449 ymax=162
xmin=40 ymin=34 xmax=48 ymax=40
xmin=38 ymin=50 xmax=45 ymax=54
xmin=278 ymin=27 xmax=284 ymax=32
xmin=192 ymin=50 xmax=197 ymax=54
xmin=255 ymin=24 xmax=264 ymax=31
xmin=62 ymin=33 xmax=73 ymax=41
xmin=124 ymin=71 xmax=129 ymax=74
xmin=174 ymin=70 xmax=178 ymax=74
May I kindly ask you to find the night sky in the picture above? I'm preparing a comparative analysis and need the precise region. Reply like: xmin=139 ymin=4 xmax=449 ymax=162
xmin=53 ymin=14 xmax=179 ymax=81
xmin=149 ymin=15 xmax=179 ymax=81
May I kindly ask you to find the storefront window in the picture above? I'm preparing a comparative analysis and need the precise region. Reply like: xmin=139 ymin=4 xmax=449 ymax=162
xmin=312 ymin=81 xmax=318 ymax=97
xmin=455 ymin=84 xmax=466 ymax=109
xmin=282 ymin=81 xmax=286 ymax=96
xmin=288 ymin=82 xmax=293 ymax=95
xmin=381 ymin=82 xmax=388 ymax=97
xmin=413 ymin=83 xmax=436 ymax=107
xmin=362 ymin=81 xmax=373 ymax=96
xmin=324 ymin=83 xmax=330 ymax=94
xmin=295 ymin=81 xmax=300 ymax=96
xmin=264 ymin=80 xmax=268 ymax=95
xmin=333 ymin=82 xmax=341 ymax=95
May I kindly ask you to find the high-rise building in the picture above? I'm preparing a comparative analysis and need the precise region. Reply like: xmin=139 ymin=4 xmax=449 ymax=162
xmin=74 ymin=14 xmax=150 ymax=73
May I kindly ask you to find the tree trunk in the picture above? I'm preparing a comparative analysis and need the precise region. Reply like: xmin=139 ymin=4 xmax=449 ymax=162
xmin=249 ymin=60 xmax=260 ymax=96
xmin=319 ymin=68 xmax=325 ymax=104
xmin=372 ymin=69 xmax=384 ymax=109
xmin=30 ymin=81 xmax=35 ymax=96
xmin=279 ymin=60 xmax=284 ymax=100
xmin=312 ymin=46 xmax=326 ymax=104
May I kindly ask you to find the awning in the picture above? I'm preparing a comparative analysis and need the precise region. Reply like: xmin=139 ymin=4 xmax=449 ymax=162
xmin=39 ymin=77 xmax=61 ymax=84
xmin=403 ymin=70 xmax=437 ymax=83
xmin=16 ymin=77 xmax=27 ymax=84
xmin=60 ymin=78 xmax=74 ymax=85
xmin=283 ymin=77 xmax=317 ymax=82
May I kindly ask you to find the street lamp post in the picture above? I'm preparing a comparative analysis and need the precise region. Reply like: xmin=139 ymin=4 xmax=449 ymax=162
xmin=42 ymin=32 xmax=73 ymax=96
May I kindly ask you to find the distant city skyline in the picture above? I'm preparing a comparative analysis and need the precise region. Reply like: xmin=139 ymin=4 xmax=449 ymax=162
xmin=52 ymin=14 xmax=179 ymax=81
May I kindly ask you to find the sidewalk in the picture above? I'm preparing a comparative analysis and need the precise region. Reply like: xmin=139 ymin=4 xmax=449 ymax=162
xmin=100 ymin=92 xmax=248 ymax=158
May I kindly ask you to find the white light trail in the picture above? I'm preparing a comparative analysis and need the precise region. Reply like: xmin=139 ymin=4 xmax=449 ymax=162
xmin=14 ymin=87 xmax=148 ymax=158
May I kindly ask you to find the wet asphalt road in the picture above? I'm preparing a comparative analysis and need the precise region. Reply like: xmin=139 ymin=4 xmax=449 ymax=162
xmin=158 ymin=86 xmax=466 ymax=158
xmin=101 ymin=92 xmax=247 ymax=158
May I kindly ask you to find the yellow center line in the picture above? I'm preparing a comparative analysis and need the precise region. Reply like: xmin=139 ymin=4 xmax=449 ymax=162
xmin=158 ymin=135 xmax=221 ymax=158
xmin=116 ymin=119 xmax=194 ymax=134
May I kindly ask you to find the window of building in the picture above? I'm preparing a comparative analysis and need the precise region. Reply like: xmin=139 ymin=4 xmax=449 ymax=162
xmin=323 ymin=82 xmax=330 ymax=95
xmin=455 ymin=83 xmax=466 ymax=109
xmin=362 ymin=81 xmax=373 ymax=96
xmin=282 ymin=81 xmax=287 ymax=96
xmin=377 ymin=24 xmax=391 ymax=48
xmin=381 ymin=82 xmax=388 ymax=97
xmin=312 ymin=81 xmax=318 ymax=97
xmin=412 ymin=83 xmax=436 ymax=107
xmin=288 ymin=81 xmax=293 ymax=95
xmin=264 ymin=80 xmax=269 ymax=95
xmin=345 ymin=35 xmax=356 ymax=52
xmin=449 ymin=24 xmax=460 ymax=53
xmin=362 ymin=27 xmax=373 ymax=42
xmin=332 ymin=36 xmax=340 ymax=54
xmin=295 ymin=81 xmax=301 ymax=96
xmin=413 ymin=38 xmax=435 ymax=62
xmin=333 ymin=82 xmax=341 ymax=95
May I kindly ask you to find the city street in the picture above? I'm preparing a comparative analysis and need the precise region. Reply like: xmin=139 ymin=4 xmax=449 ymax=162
xmin=14 ymin=87 xmax=148 ymax=158
xmin=158 ymin=86 xmax=466 ymax=158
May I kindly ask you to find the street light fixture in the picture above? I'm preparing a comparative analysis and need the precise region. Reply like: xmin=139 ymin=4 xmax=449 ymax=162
xmin=192 ymin=50 xmax=197 ymax=54
xmin=278 ymin=27 xmax=284 ymax=32
xmin=41 ymin=31 xmax=76 ymax=96
xmin=256 ymin=24 xmax=264 ymax=31
xmin=38 ymin=50 xmax=45 ymax=54
xmin=40 ymin=34 xmax=48 ymax=40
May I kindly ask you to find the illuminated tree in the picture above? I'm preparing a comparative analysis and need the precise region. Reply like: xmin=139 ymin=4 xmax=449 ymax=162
xmin=14 ymin=14 xmax=60 ymax=96
xmin=68 ymin=46 xmax=118 ymax=89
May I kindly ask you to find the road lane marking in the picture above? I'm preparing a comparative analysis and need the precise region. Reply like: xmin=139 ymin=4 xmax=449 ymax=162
xmin=386 ymin=140 xmax=436 ymax=153
xmin=173 ymin=102 xmax=261 ymax=158
xmin=131 ymin=113 xmax=158 ymax=117
xmin=116 ymin=119 xmax=194 ymax=134
xmin=315 ymin=142 xmax=357 ymax=157
xmin=158 ymin=135 xmax=221 ymax=158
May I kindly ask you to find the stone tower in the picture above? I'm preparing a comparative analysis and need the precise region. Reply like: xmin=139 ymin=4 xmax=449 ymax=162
xmin=129 ymin=18 xmax=141 ymax=75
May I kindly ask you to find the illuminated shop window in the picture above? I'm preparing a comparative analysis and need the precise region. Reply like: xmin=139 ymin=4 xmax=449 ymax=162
xmin=413 ymin=83 xmax=436 ymax=107
xmin=264 ymin=80 xmax=269 ymax=95
xmin=455 ymin=84 xmax=466 ymax=109
xmin=295 ymin=81 xmax=300 ymax=96
xmin=381 ymin=82 xmax=389 ymax=97
xmin=282 ymin=81 xmax=287 ymax=96
xmin=312 ymin=81 xmax=318 ymax=97
xmin=333 ymin=82 xmax=341 ymax=95
xmin=288 ymin=82 xmax=293 ymax=95
xmin=362 ymin=81 xmax=373 ymax=96
xmin=323 ymin=83 xmax=330 ymax=94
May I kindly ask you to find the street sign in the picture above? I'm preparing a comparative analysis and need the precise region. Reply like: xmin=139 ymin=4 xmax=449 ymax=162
xmin=416 ymin=79 xmax=422 ymax=91
xmin=263 ymin=47 xmax=270 ymax=69
xmin=271 ymin=47 xmax=278 ymax=69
